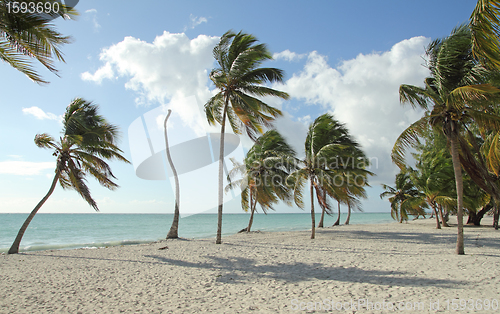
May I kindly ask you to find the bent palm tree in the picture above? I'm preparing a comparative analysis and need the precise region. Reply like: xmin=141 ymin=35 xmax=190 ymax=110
xmin=380 ymin=169 xmax=423 ymax=223
xmin=288 ymin=113 xmax=372 ymax=239
xmin=392 ymin=24 xmax=500 ymax=254
xmin=8 ymin=98 xmax=129 ymax=254
xmin=205 ymin=30 xmax=289 ymax=244
xmin=0 ymin=0 xmax=77 ymax=84
xmin=226 ymin=130 xmax=297 ymax=232
xmin=164 ymin=110 xmax=180 ymax=239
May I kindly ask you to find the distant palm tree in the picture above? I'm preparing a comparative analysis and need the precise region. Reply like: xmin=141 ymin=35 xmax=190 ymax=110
xmin=0 ymin=0 xmax=77 ymax=84
xmin=226 ymin=130 xmax=297 ymax=232
xmin=205 ymin=30 xmax=289 ymax=244
xmin=164 ymin=110 xmax=180 ymax=239
xmin=392 ymin=24 xmax=500 ymax=254
xmin=288 ymin=113 xmax=372 ymax=239
xmin=380 ymin=170 xmax=423 ymax=223
xmin=410 ymin=152 xmax=457 ymax=229
xmin=8 ymin=98 xmax=129 ymax=254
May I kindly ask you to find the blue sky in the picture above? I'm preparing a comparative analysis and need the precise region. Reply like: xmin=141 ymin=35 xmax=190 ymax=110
xmin=0 ymin=1 xmax=477 ymax=214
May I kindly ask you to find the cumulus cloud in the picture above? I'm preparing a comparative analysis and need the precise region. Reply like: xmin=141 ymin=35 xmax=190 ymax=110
xmin=273 ymin=49 xmax=306 ymax=62
xmin=0 ymin=161 xmax=54 ymax=176
xmin=275 ymin=36 xmax=431 ymax=183
xmin=22 ymin=106 xmax=62 ymax=122
xmin=81 ymin=32 xmax=220 ymax=134
xmin=81 ymin=62 xmax=114 ymax=84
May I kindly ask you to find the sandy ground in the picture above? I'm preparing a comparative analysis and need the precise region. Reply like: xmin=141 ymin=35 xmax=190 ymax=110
xmin=0 ymin=217 xmax=499 ymax=313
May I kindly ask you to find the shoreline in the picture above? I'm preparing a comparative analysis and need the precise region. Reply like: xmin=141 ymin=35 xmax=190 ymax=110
xmin=1 ymin=217 xmax=499 ymax=313
xmin=0 ymin=212 xmax=395 ymax=253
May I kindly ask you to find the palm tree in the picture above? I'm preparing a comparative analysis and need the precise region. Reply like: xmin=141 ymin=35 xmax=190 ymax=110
xmin=226 ymin=130 xmax=297 ymax=232
xmin=288 ymin=113 xmax=372 ymax=239
xmin=205 ymin=30 xmax=289 ymax=244
xmin=392 ymin=24 xmax=500 ymax=254
xmin=0 ymin=0 xmax=77 ymax=84
xmin=410 ymin=152 xmax=457 ymax=229
xmin=8 ymin=98 xmax=129 ymax=254
xmin=470 ymin=0 xmax=500 ymax=70
xmin=164 ymin=110 xmax=180 ymax=239
xmin=380 ymin=170 xmax=423 ymax=223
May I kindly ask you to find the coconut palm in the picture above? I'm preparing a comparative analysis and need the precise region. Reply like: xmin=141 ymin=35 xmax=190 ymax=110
xmin=470 ymin=0 xmax=500 ymax=70
xmin=330 ymin=148 xmax=371 ymax=227
xmin=288 ymin=113 xmax=372 ymax=239
xmin=226 ymin=130 xmax=297 ymax=232
xmin=0 ymin=0 xmax=77 ymax=84
xmin=205 ymin=30 xmax=289 ymax=244
xmin=164 ymin=110 xmax=180 ymax=239
xmin=392 ymin=24 xmax=500 ymax=254
xmin=8 ymin=98 xmax=129 ymax=254
xmin=410 ymin=151 xmax=457 ymax=229
xmin=380 ymin=170 xmax=423 ymax=223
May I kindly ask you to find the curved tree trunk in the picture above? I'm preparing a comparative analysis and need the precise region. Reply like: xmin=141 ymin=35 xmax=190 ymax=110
xmin=449 ymin=132 xmax=465 ymax=254
xmin=8 ymin=170 xmax=60 ymax=254
xmin=333 ymin=202 xmax=341 ymax=226
xmin=317 ymin=207 xmax=325 ymax=228
xmin=344 ymin=203 xmax=351 ymax=225
xmin=431 ymin=202 xmax=441 ymax=229
xmin=247 ymin=188 xmax=255 ymax=232
xmin=310 ymin=181 xmax=315 ymax=239
xmin=216 ymin=99 xmax=229 ymax=244
xmin=165 ymin=110 xmax=180 ymax=239
xmin=493 ymin=199 xmax=499 ymax=230
xmin=466 ymin=205 xmax=492 ymax=226
xmin=438 ymin=204 xmax=449 ymax=227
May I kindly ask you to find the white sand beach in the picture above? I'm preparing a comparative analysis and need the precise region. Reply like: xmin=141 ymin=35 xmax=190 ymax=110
xmin=1 ymin=217 xmax=499 ymax=313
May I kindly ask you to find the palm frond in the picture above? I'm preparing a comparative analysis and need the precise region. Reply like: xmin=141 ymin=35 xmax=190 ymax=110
xmin=392 ymin=116 xmax=430 ymax=168
xmin=470 ymin=0 xmax=500 ymax=70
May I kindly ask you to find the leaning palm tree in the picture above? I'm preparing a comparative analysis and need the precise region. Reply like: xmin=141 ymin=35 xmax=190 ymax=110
xmin=164 ymin=110 xmax=180 ymax=239
xmin=0 ymin=0 xmax=77 ymax=84
xmin=380 ymin=169 xmax=423 ymax=223
xmin=205 ymin=30 xmax=289 ymax=244
xmin=226 ymin=130 xmax=297 ymax=232
xmin=8 ymin=98 xmax=129 ymax=254
xmin=288 ymin=113 xmax=372 ymax=239
xmin=392 ymin=24 xmax=500 ymax=254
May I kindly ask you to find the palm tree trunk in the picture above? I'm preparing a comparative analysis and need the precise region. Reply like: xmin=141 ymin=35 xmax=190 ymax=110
xmin=8 ymin=171 xmax=60 ymax=254
xmin=449 ymin=132 xmax=465 ymax=254
xmin=344 ymin=203 xmax=351 ymax=225
xmin=216 ymin=98 xmax=229 ymax=244
xmin=431 ymin=202 xmax=441 ymax=229
xmin=165 ymin=110 xmax=180 ymax=239
xmin=333 ymin=202 xmax=341 ymax=225
xmin=493 ymin=198 xmax=499 ymax=230
xmin=438 ymin=204 xmax=449 ymax=227
xmin=247 ymin=188 xmax=255 ymax=232
xmin=310 ymin=181 xmax=315 ymax=239
xmin=317 ymin=207 xmax=325 ymax=228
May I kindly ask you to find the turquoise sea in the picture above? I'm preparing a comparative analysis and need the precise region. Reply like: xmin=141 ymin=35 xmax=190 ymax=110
xmin=0 ymin=213 xmax=394 ymax=253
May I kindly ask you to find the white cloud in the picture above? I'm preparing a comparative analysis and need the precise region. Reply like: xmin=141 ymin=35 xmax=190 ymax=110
xmin=85 ymin=8 xmax=101 ymax=31
xmin=22 ymin=106 xmax=62 ymax=122
xmin=0 ymin=161 xmax=54 ymax=176
xmin=276 ymin=36 xmax=431 ymax=183
xmin=187 ymin=14 xmax=208 ymax=30
xmin=273 ymin=49 xmax=306 ymax=62
xmin=81 ymin=62 xmax=114 ymax=84
xmin=81 ymin=31 xmax=219 ymax=134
